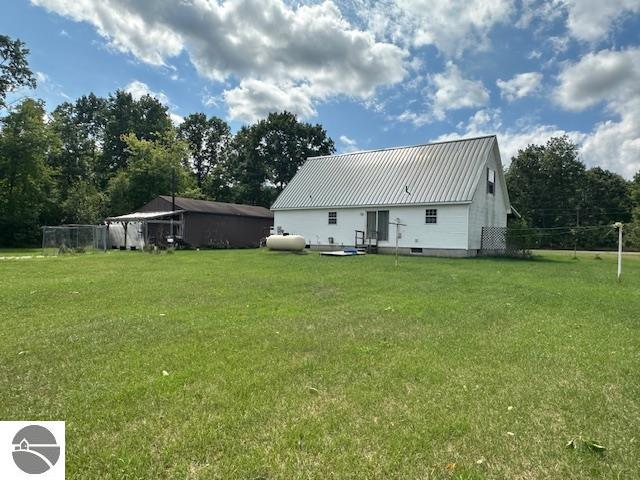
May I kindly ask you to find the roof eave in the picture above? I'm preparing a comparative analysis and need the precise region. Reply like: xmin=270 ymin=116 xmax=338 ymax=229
xmin=272 ymin=200 xmax=473 ymax=211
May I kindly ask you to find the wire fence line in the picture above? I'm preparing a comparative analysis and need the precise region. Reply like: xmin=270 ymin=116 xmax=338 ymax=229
xmin=480 ymin=223 xmax=635 ymax=257
xmin=42 ymin=225 xmax=108 ymax=255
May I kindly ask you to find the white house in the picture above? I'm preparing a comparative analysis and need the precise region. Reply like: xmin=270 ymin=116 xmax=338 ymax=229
xmin=271 ymin=135 xmax=512 ymax=257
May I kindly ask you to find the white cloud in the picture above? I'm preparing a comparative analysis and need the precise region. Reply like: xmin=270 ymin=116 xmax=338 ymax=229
xmin=563 ymin=0 xmax=640 ymax=42
xmin=339 ymin=135 xmax=359 ymax=152
xmin=437 ymin=108 xmax=586 ymax=167
xmin=223 ymin=79 xmax=317 ymax=123
xmin=554 ymin=47 xmax=640 ymax=111
xmin=430 ymin=62 xmax=489 ymax=121
xmin=516 ymin=0 xmax=638 ymax=43
xmin=124 ymin=80 xmax=169 ymax=105
xmin=464 ymin=108 xmax=503 ymax=132
xmin=202 ymin=94 xmax=220 ymax=109
xmin=516 ymin=0 xmax=564 ymax=29
xmin=169 ymin=112 xmax=184 ymax=126
xmin=362 ymin=0 xmax=514 ymax=57
xmin=32 ymin=0 xmax=407 ymax=122
xmin=553 ymin=48 xmax=640 ymax=176
xmin=547 ymin=35 xmax=569 ymax=54
xmin=439 ymin=105 xmax=639 ymax=178
xmin=32 ymin=0 xmax=183 ymax=65
xmin=396 ymin=63 xmax=490 ymax=125
xmin=579 ymin=98 xmax=640 ymax=178
xmin=396 ymin=110 xmax=432 ymax=127
xmin=496 ymin=72 xmax=543 ymax=101
xmin=35 ymin=71 xmax=49 ymax=84
xmin=123 ymin=80 xmax=183 ymax=126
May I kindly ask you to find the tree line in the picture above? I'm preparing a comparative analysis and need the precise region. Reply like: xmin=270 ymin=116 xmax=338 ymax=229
xmin=1 ymin=35 xmax=639 ymax=249
xmin=506 ymin=136 xmax=640 ymax=250
xmin=0 ymin=36 xmax=334 ymax=246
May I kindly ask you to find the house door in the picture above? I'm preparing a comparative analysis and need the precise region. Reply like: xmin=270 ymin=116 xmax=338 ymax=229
xmin=366 ymin=210 xmax=389 ymax=241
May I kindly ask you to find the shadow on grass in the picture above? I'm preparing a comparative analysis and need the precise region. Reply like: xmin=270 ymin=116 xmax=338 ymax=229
xmin=266 ymin=249 xmax=310 ymax=255
xmin=472 ymin=254 xmax=565 ymax=264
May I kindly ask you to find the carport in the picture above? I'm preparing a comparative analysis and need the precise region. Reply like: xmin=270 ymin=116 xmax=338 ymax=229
xmin=105 ymin=210 xmax=185 ymax=249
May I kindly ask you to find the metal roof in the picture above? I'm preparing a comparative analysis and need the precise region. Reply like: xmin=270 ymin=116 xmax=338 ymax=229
xmin=106 ymin=211 xmax=185 ymax=222
xmin=271 ymin=135 xmax=497 ymax=210
xmin=157 ymin=196 xmax=273 ymax=218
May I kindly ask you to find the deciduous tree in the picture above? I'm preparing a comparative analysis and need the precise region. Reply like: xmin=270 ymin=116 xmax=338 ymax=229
xmin=0 ymin=35 xmax=36 ymax=108
xmin=0 ymin=99 xmax=55 ymax=245
xmin=177 ymin=113 xmax=231 ymax=193
xmin=107 ymin=131 xmax=192 ymax=215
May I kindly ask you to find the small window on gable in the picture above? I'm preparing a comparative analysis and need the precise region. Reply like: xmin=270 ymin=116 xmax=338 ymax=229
xmin=425 ymin=208 xmax=437 ymax=224
xmin=487 ymin=168 xmax=496 ymax=195
xmin=328 ymin=211 xmax=337 ymax=224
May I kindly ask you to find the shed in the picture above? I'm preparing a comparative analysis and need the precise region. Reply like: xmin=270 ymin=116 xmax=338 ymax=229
xmin=271 ymin=135 xmax=513 ymax=257
xmin=107 ymin=196 xmax=273 ymax=249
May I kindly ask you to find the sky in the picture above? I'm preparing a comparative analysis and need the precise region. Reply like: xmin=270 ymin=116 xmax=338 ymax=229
xmin=2 ymin=0 xmax=640 ymax=177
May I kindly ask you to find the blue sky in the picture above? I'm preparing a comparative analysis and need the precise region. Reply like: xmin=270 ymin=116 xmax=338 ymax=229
xmin=3 ymin=0 xmax=640 ymax=177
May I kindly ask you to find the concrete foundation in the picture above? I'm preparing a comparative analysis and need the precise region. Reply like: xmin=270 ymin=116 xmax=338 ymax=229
xmin=309 ymin=244 xmax=476 ymax=257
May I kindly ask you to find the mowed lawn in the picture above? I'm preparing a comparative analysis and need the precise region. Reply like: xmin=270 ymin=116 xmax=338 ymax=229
xmin=1 ymin=250 xmax=639 ymax=479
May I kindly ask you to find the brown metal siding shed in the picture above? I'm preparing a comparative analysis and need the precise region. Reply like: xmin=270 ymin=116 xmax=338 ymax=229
xmin=139 ymin=196 xmax=273 ymax=248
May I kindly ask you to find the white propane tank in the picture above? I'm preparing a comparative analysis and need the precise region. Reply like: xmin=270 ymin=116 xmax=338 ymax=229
xmin=266 ymin=234 xmax=306 ymax=251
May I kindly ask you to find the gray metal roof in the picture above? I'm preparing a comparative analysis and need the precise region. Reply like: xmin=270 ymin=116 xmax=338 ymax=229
xmin=106 ymin=211 xmax=185 ymax=222
xmin=271 ymin=135 xmax=497 ymax=210
xmin=156 ymin=196 xmax=273 ymax=218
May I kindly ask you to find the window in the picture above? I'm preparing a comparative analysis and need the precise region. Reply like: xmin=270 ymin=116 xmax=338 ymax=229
xmin=487 ymin=168 xmax=495 ymax=195
xmin=411 ymin=247 xmax=423 ymax=254
xmin=425 ymin=209 xmax=437 ymax=224
xmin=328 ymin=211 xmax=337 ymax=224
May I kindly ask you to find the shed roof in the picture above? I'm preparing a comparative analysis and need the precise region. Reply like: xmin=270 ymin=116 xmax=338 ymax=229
xmin=157 ymin=196 xmax=273 ymax=218
xmin=106 ymin=211 xmax=185 ymax=222
xmin=271 ymin=135 xmax=498 ymax=210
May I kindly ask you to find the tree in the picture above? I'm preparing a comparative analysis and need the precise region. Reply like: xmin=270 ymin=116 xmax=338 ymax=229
xmin=259 ymin=111 xmax=334 ymax=191
xmin=0 ymin=35 xmax=36 ymax=108
xmin=74 ymin=93 xmax=108 ymax=174
xmin=227 ymin=125 xmax=274 ymax=206
xmin=49 ymin=102 xmax=94 ymax=191
xmin=177 ymin=113 xmax=231 ymax=192
xmin=580 ymin=167 xmax=632 ymax=249
xmin=229 ymin=111 xmax=335 ymax=206
xmin=107 ymin=131 xmax=192 ymax=215
xmin=506 ymin=137 xmax=638 ymax=249
xmin=61 ymin=181 xmax=106 ymax=224
xmin=506 ymin=136 xmax=587 ymax=248
xmin=101 ymin=90 xmax=172 ymax=181
xmin=627 ymin=172 xmax=640 ymax=249
xmin=0 ymin=99 xmax=55 ymax=245
xmin=631 ymin=171 xmax=640 ymax=209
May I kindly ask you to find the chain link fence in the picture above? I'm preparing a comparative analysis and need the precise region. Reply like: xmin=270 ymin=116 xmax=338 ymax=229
xmin=42 ymin=225 xmax=108 ymax=255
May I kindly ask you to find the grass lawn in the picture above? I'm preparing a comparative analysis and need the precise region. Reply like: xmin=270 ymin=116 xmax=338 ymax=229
xmin=0 ymin=248 xmax=45 ymax=257
xmin=1 ymin=250 xmax=639 ymax=479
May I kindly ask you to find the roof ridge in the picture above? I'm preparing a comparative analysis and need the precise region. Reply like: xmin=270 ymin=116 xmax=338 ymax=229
xmin=159 ymin=195 xmax=269 ymax=210
xmin=308 ymin=135 xmax=496 ymax=160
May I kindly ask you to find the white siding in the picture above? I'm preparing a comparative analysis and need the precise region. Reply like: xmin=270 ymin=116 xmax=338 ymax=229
xmin=274 ymin=204 xmax=469 ymax=250
xmin=467 ymin=142 xmax=509 ymax=250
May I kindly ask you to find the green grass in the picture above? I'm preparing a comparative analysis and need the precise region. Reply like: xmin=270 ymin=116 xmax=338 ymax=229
xmin=1 ymin=250 xmax=639 ymax=479
xmin=0 ymin=248 xmax=44 ymax=256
